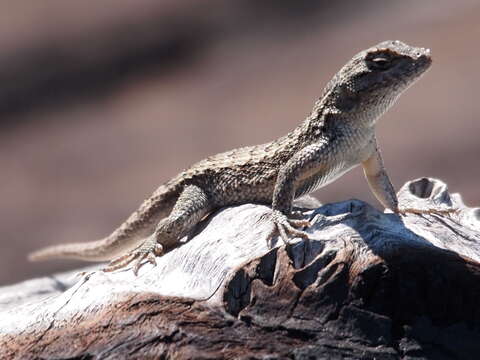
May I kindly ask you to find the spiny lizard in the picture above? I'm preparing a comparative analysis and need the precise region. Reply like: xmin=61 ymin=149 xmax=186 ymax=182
xmin=29 ymin=40 xmax=438 ymax=274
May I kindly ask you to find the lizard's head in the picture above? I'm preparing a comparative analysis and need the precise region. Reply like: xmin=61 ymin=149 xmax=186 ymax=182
xmin=324 ymin=40 xmax=432 ymax=125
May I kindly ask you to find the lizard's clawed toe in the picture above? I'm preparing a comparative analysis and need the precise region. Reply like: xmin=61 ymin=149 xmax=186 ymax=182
xmin=287 ymin=218 xmax=312 ymax=228
xmin=396 ymin=207 xmax=458 ymax=217
xmin=103 ymin=240 xmax=164 ymax=275
xmin=132 ymin=253 xmax=150 ymax=276
xmin=103 ymin=252 xmax=136 ymax=273
xmin=266 ymin=210 xmax=311 ymax=247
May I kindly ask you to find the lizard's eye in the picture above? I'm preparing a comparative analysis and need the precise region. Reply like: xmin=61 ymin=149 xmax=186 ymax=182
xmin=367 ymin=55 xmax=392 ymax=70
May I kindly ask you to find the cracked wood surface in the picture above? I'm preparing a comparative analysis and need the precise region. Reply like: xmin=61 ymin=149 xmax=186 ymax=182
xmin=1 ymin=178 xmax=480 ymax=359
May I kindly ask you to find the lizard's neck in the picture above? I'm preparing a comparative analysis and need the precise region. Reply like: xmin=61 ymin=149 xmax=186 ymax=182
xmin=305 ymin=81 xmax=399 ymax=132
xmin=270 ymin=86 xmax=388 ymax=153
xmin=286 ymin=96 xmax=379 ymax=150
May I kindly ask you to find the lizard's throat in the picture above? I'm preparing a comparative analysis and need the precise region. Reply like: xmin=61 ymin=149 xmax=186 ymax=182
xmin=352 ymin=92 xmax=402 ymax=127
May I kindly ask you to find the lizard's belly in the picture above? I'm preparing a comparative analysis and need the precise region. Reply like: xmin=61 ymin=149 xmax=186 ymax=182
xmin=295 ymin=161 xmax=358 ymax=198
xmin=295 ymin=133 xmax=374 ymax=198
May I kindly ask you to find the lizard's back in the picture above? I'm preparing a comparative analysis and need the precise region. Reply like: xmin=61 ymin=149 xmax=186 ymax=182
xmin=173 ymin=129 xmax=306 ymax=205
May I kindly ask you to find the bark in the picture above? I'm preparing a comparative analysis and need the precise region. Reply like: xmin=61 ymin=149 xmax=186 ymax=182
xmin=1 ymin=177 xmax=480 ymax=360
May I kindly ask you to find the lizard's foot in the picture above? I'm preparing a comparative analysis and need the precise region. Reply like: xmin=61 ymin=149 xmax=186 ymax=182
xmin=266 ymin=210 xmax=311 ymax=247
xmin=396 ymin=207 xmax=458 ymax=217
xmin=103 ymin=237 xmax=163 ymax=275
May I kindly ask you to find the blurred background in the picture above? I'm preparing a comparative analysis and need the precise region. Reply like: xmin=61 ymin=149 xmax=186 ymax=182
xmin=1 ymin=0 xmax=479 ymax=285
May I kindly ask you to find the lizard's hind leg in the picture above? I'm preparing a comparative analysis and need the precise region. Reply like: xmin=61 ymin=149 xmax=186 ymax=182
xmin=104 ymin=184 xmax=212 ymax=275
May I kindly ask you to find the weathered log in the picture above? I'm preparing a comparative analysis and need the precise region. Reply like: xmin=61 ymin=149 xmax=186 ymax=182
xmin=1 ymin=178 xmax=480 ymax=359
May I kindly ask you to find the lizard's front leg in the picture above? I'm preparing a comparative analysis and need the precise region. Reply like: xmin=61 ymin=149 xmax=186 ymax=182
xmin=104 ymin=185 xmax=212 ymax=274
xmin=362 ymin=140 xmax=455 ymax=216
xmin=267 ymin=143 xmax=328 ymax=245
xmin=361 ymin=140 xmax=398 ymax=211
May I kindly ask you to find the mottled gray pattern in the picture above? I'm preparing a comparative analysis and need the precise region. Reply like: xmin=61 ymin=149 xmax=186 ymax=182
xmin=29 ymin=40 xmax=432 ymax=273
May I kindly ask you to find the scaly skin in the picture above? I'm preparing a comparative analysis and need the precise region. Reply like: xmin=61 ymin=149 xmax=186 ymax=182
xmin=29 ymin=40 xmax=435 ymax=274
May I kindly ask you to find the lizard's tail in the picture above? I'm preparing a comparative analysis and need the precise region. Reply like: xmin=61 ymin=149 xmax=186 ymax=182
xmin=28 ymin=181 xmax=182 ymax=263
xmin=28 ymin=237 xmax=122 ymax=262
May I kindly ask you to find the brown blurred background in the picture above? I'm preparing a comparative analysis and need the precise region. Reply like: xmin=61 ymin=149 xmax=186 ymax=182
xmin=1 ymin=0 xmax=479 ymax=285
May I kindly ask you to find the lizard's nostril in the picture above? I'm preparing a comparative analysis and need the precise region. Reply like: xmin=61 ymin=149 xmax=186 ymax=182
xmin=415 ymin=48 xmax=431 ymax=59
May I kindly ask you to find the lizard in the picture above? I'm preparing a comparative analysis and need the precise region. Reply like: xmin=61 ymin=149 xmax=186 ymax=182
xmin=29 ymin=40 xmax=442 ymax=275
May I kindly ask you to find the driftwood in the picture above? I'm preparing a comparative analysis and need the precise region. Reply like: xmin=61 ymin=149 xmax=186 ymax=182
xmin=1 ymin=178 xmax=480 ymax=359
